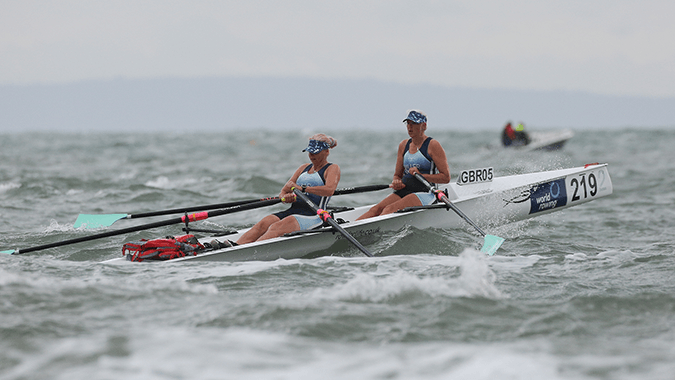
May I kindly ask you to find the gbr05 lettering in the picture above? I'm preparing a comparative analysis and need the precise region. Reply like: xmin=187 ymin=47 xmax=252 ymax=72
xmin=459 ymin=167 xmax=493 ymax=184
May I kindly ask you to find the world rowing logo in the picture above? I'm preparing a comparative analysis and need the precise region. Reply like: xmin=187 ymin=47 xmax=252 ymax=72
xmin=502 ymin=179 xmax=568 ymax=214
xmin=528 ymin=178 xmax=568 ymax=214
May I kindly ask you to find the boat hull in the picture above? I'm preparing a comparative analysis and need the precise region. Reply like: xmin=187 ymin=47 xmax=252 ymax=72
xmin=102 ymin=163 xmax=612 ymax=263
xmin=517 ymin=129 xmax=575 ymax=151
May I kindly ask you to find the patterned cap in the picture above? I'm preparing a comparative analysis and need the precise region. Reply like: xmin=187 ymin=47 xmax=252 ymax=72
xmin=302 ymin=133 xmax=337 ymax=154
xmin=302 ymin=139 xmax=331 ymax=154
xmin=403 ymin=110 xmax=427 ymax=124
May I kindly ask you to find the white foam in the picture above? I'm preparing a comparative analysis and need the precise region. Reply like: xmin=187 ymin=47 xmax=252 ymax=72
xmin=313 ymin=250 xmax=502 ymax=302
xmin=144 ymin=176 xmax=171 ymax=189
xmin=144 ymin=176 xmax=202 ymax=190
xmin=0 ymin=181 xmax=21 ymax=193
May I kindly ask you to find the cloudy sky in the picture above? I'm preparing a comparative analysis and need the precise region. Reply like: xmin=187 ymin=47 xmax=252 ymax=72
xmin=2 ymin=0 xmax=674 ymax=98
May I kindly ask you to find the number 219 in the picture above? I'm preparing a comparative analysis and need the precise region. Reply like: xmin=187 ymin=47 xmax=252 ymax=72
xmin=571 ymin=173 xmax=597 ymax=201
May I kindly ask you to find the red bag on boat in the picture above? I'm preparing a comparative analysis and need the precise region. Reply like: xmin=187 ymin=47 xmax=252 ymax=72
xmin=122 ymin=234 xmax=204 ymax=262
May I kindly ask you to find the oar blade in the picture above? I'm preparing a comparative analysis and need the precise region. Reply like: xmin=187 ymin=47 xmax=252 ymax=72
xmin=1 ymin=250 xmax=15 ymax=255
xmin=74 ymin=214 xmax=128 ymax=229
xmin=479 ymin=234 xmax=505 ymax=256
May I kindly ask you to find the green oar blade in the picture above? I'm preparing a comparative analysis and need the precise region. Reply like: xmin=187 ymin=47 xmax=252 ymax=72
xmin=1 ymin=250 xmax=15 ymax=255
xmin=74 ymin=214 xmax=128 ymax=229
xmin=480 ymin=234 xmax=505 ymax=256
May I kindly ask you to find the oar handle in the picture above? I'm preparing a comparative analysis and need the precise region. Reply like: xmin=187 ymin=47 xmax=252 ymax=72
xmin=413 ymin=173 xmax=486 ymax=237
xmin=292 ymin=188 xmax=373 ymax=257
xmin=4 ymin=198 xmax=281 ymax=255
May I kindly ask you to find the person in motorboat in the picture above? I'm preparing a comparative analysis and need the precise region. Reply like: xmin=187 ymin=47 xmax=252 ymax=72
xmin=210 ymin=134 xmax=341 ymax=248
xmin=501 ymin=121 xmax=516 ymax=146
xmin=502 ymin=121 xmax=531 ymax=147
xmin=356 ymin=110 xmax=450 ymax=220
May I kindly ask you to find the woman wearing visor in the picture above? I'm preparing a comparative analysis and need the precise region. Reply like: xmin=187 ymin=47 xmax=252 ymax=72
xmin=234 ymin=133 xmax=341 ymax=245
xmin=357 ymin=110 xmax=450 ymax=220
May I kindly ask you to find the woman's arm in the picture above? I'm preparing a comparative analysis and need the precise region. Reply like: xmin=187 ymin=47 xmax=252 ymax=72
xmin=390 ymin=140 xmax=408 ymax=190
xmin=426 ymin=139 xmax=451 ymax=184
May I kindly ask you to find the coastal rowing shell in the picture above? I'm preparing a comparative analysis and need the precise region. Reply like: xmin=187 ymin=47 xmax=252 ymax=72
xmin=101 ymin=163 xmax=612 ymax=264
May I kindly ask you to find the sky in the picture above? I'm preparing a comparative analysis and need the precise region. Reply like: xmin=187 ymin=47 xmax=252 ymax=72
xmin=2 ymin=0 xmax=675 ymax=98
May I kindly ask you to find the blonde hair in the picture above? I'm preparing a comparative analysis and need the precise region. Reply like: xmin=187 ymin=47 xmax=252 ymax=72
xmin=309 ymin=133 xmax=337 ymax=149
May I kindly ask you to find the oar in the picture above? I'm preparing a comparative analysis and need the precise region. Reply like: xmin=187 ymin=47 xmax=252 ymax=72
xmin=1 ymin=198 xmax=281 ymax=255
xmin=74 ymin=184 xmax=389 ymax=229
xmin=292 ymin=188 xmax=373 ymax=257
xmin=73 ymin=198 xmax=278 ymax=229
xmin=413 ymin=173 xmax=504 ymax=255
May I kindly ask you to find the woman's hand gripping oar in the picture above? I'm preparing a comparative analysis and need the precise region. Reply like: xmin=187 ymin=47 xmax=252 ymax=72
xmin=413 ymin=173 xmax=504 ymax=255
xmin=292 ymin=188 xmax=373 ymax=257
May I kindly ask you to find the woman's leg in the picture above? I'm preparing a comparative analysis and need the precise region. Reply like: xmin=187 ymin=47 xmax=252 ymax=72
xmin=380 ymin=194 xmax=422 ymax=215
xmin=257 ymin=216 xmax=301 ymax=241
xmin=236 ymin=214 xmax=280 ymax=244
xmin=356 ymin=193 xmax=402 ymax=220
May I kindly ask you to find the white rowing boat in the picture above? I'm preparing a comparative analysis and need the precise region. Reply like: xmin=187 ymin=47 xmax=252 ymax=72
xmin=102 ymin=163 xmax=612 ymax=264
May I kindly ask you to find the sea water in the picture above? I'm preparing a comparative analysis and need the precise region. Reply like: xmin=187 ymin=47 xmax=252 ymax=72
xmin=1 ymin=129 xmax=674 ymax=379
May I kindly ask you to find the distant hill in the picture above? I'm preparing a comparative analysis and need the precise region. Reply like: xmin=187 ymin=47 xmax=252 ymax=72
xmin=1 ymin=77 xmax=673 ymax=132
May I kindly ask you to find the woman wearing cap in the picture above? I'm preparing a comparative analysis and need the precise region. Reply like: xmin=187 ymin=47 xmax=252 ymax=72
xmin=356 ymin=110 xmax=450 ymax=220
xmin=234 ymin=134 xmax=341 ymax=244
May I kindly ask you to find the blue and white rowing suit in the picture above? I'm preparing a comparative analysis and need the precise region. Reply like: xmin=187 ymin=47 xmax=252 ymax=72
xmin=393 ymin=137 xmax=438 ymax=205
xmin=274 ymin=163 xmax=333 ymax=230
